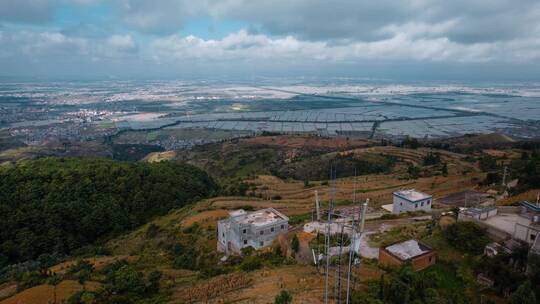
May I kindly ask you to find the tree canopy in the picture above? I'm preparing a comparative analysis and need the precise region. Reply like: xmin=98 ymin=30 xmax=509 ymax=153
xmin=0 ymin=158 xmax=217 ymax=265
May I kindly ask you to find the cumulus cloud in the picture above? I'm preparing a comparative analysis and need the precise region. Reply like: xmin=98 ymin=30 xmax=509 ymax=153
xmin=0 ymin=30 xmax=140 ymax=61
xmin=1 ymin=26 xmax=539 ymax=69
xmin=1 ymin=0 xmax=540 ymax=78
xmin=149 ymin=30 xmax=540 ymax=64
xmin=107 ymin=34 xmax=138 ymax=53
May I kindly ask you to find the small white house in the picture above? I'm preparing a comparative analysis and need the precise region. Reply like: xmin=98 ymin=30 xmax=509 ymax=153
xmin=392 ymin=189 xmax=432 ymax=214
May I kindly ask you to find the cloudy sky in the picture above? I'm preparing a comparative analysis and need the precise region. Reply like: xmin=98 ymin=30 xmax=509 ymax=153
xmin=1 ymin=0 xmax=540 ymax=80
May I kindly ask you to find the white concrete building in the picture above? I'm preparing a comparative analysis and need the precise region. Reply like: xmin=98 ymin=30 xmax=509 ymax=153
xmin=458 ymin=206 xmax=498 ymax=221
xmin=513 ymin=201 xmax=540 ymax=245
xmin=392 ymin=189 xmax=432 ymax=214
xmin=217 ymin=208 xmax=289 ymax=254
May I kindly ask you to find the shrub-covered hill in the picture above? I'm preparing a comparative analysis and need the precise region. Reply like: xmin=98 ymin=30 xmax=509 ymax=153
xmin=0 ymin=158 xmax=218 ymax=266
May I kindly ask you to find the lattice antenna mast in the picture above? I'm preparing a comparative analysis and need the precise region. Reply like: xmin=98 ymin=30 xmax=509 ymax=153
xmin=324 ymin=166 xmax=336 ymax=304
xmin=345 ymin=169 xmax=358 ymax=304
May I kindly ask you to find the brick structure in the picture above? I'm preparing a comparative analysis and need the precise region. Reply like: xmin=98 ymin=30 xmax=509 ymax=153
xmin=379 ymin=239 xmax=436 ymax=271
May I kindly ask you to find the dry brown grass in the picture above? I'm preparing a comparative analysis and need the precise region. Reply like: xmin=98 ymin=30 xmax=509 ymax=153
xmin=243 ymin=135 xmax=374 ymax=149
xmin=498 ymin=189 xmax=540 ymax=205
xmin=483 ymin=149 xmax=522 ymax=159
xmin=0 ymin=284 xmax=16 ymax=300
xmin=182 ymin=210 xmax=229 ymax=228
xmin=144 ymin=150 xmax=177 ymax=162
xmin=439 ymin=216 xmax=457 ymax=228
xmin=0 ymin=280 xmax=100 ymax=304
xmin=172 ymin=265 xmax=325 ymax=304
xmin=48 ymin=255 xmax=138 ymax=275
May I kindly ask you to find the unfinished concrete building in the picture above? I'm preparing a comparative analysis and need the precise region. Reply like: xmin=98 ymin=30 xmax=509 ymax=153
xmin=217 ymin=208 xmax=289 ymax=254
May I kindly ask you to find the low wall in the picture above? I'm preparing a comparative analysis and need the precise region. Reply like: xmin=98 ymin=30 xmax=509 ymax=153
xmin=459 ymin=217 xmax=511 ymax=241
xmin=497 ymin=206 xmax=520 ymax=214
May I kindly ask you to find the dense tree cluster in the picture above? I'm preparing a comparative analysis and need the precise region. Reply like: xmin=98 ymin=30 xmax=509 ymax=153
xmin=399 ymin=137 xmax=422 ymax=149
xmin=423 ymin=152 xmax=441 ymax=166
xmin=474 ymin=242 xmax=540 ymax=302
xmin=277 ymin=153 xmax=396 ymax=181
xmin=511 ymin=151 xmax=540 ymax=191
xmin=350 ymin=264 xmax=469 ymax=304
xmin=0 ymin=158 xmax=217 ymax=266
xmin=479 ymin=154 xmax=499 ymax=172
xmin=67 ymin=260 xmax=163 ymax=304
xmin=443 ymin=222 xmax=490 ymax=255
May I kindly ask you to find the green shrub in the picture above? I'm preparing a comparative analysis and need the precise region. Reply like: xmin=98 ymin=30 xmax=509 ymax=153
xmin=380 ymin=214 xmax=399 ymax=220
xmin=291 ymin=235 xmax=300 ymax=253
xmin=145 ymin=224 xmax=161 ymax=239
xmin=239 ymin=205 xmax=255 ymax=211
xmin=240 ymin=256 xmax=263 ymax=272
xmin=66 ymin=259 xmax=94 ymax=284
xmin=274 ymin=290 xmax=292 ymax=304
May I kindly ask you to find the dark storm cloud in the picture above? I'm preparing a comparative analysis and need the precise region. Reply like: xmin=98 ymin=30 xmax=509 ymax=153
xmin=426 ymin=0 xmax=540 ymax=43
xmin=114 ymin=0 xmax=205 ymax=35
xmin=210 ymin=0 xmax=418 ymax=42
xmin=0 ymin=0 xmax=57 ymax=24
xmin=208 ymin=0 xmax=540 ymax=44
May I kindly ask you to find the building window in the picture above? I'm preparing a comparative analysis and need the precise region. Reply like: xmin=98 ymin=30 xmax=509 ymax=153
xmin=271 ymin=227 xmax=275 ymax=232
xmin=531 ymin=234 xmax=537 ymax=241
xmin=427 ymin=200 xmax=430 ymax=205
xmin=429 ymin=256 xmax=433 ymax=262
xmin=260 ymin=241 xmax=264 ymax=247
xmin=243 ymin=240 xmax=247 ymax=245
xmin=400 ymin=203 xmax=402 ymax=206
xmin=421 ymin=202 xmax=424 ymax=207
xmin=222 ymin=233 xmax=224 ymax=237
xmin=260 ymin=230 xmax=264 ymax=235
xmin=281 ymin=224 xmax=285 ymax=229
xmin=243 ymin=229 xmax=247 ymax=234
xmin=415 ymin=203 xmax=418 ymax=208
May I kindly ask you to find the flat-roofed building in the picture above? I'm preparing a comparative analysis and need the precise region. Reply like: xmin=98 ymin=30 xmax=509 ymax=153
xmin=513 ymin=201 xmax=540 ymax=245
xmin=392 ymin=189 xmax=432 ymax=214
xmin=217 ymin=208 xmax=289 ymax=254
xmin=458 ymin=206 xmax=498 ymax=221
xmin=379 ymin=239 xmax=436 ymax=271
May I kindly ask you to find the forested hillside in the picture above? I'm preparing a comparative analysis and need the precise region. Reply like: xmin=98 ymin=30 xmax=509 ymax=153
xmin=0 ymin=158 xmax=217 ymax=266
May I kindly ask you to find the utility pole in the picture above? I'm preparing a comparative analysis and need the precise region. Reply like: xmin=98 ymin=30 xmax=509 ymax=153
xmin=315 ymin=190 xmax=321 ymax=221
xmin=502 ymin=165 xmax=508 ymax=187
